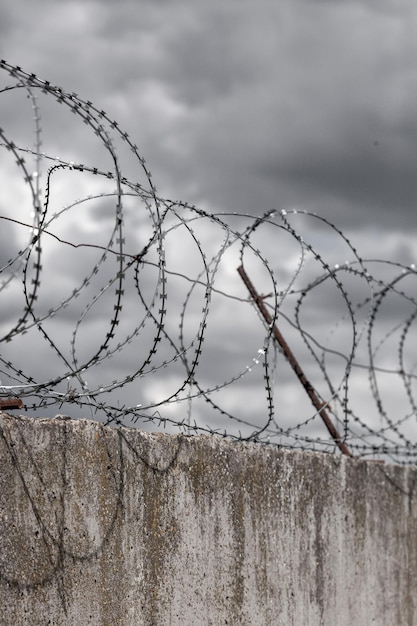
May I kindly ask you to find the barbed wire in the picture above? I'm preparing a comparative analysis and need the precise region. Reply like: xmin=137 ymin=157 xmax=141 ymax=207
xmin=1 ymin=59 xmax=416 ymax=464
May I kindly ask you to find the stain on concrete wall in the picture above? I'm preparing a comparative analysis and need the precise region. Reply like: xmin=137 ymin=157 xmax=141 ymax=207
xmin=0 ymin=412 xmax=416 ymax=625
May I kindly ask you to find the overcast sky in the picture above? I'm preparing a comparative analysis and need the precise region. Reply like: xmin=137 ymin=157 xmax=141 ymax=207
xmin=1 ymin=0 xmax=417 ymax=459
xmin=2 ymin=0 xmax=417 ymax=228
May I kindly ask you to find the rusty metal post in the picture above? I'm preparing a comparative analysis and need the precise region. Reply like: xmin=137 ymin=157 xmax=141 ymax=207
xmin=237 ymin=265 xmax=352 ymax=457
xmin=0 ymin=398 xmax=23 ymax=410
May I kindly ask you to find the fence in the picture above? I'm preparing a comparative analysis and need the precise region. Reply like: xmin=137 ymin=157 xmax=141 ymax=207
xmin=1 ymin=59 xmax=417 ymax=463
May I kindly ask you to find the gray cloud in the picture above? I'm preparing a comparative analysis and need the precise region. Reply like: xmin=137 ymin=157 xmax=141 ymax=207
xmin=3 ymin=0 xmax=416 ymax=231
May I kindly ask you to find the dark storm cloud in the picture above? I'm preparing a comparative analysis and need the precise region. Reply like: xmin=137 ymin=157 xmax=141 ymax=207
xmin=147 ymin=1 xmax=417 ymax=228
xmin=3 ymin=0 xmax=416 ymax=232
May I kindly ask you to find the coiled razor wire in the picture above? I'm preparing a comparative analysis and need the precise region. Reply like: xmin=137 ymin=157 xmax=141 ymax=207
xmin=1 ymin=59 xmax=417 ymax=464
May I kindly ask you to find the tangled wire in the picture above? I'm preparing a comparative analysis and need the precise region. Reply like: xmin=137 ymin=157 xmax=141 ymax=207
xmin=1 ymin=59 xmax=416 ymax=464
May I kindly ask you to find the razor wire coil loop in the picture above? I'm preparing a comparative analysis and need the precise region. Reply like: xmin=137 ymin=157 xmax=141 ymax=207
xmin=1 ymin=59 xmax=417 ymax=464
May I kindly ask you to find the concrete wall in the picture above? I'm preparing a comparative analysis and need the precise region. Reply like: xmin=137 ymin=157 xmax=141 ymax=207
xmin=0 ymin=412 xmax=416 ymax=625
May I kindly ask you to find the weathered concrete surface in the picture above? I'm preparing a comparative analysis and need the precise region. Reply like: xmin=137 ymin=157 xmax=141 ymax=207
xmin=0 ymin=413 xmax=416 ymax=625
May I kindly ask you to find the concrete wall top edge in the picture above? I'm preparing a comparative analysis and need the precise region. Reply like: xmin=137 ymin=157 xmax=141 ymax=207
xmin=1 ymin=411 xmax=415 ymax=473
